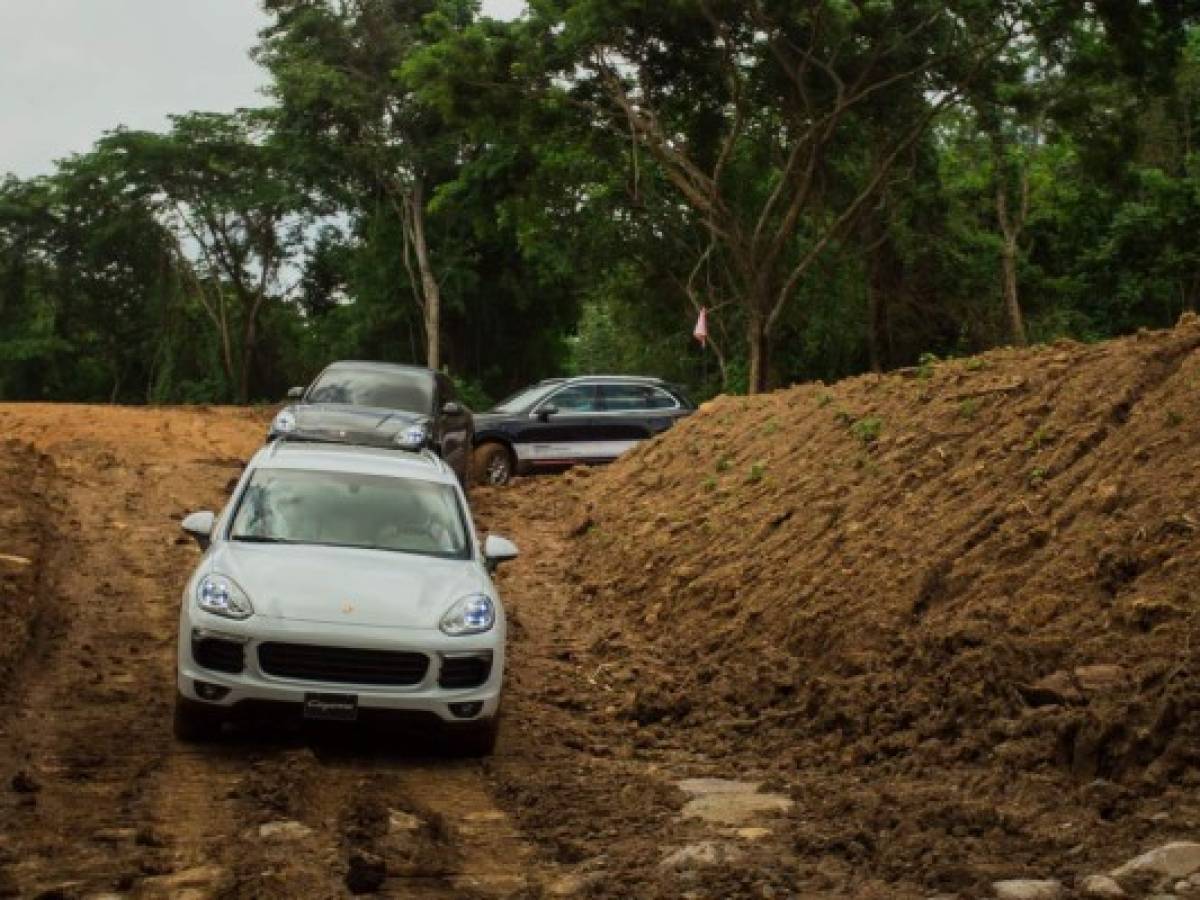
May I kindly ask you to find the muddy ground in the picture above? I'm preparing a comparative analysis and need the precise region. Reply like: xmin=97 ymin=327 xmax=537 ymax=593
xmin=1 ymin=320 xmax=1199 ymax=899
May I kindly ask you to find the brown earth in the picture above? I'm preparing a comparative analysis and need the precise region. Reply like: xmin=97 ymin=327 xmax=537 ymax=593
xmin=0 ymin=319 xmax=1199 ymax=898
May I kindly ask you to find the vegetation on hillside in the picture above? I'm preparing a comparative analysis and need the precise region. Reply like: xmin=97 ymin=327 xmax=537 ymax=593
xmin=1 ymin=1 xmax=1198 ymax=404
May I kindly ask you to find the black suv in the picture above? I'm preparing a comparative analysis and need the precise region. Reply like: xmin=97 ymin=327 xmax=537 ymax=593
xmin=471 ymin=375 xmax=694 ymax=485
xmin=269 ymin=361 xmax=474 ymax=487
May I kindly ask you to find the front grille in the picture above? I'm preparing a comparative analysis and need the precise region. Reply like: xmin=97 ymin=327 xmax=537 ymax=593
xmin=438 ymin=654 xmax=493 ymax=689
xmin=258 ymin=642 xmax=429 ymax=686
xmin=192 ymin=635 xmax=245 ymax=674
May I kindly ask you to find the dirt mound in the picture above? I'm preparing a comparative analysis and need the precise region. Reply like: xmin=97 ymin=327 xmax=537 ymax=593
xmin=513 ymin=315 xmax=1200 ymax=894
xmin=0 ymin=440 xmax=55 ymax=689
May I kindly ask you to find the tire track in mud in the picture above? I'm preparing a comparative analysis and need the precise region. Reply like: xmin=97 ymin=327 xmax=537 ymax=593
xmin=0 ymin=406 xmax=550 ymax=899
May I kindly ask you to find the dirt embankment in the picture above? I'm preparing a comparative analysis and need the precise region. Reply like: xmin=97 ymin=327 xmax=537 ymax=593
xmin=0 ymin=439 xmax=55 ymax=688
xmin=480 ymin=315 xmax=1200 ymax=897
xmin=3 ymin=323 xmax=1200 ymax=900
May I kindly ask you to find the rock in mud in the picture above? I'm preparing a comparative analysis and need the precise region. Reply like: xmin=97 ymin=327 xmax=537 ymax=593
xmin=257 ymin=819 xmax=313 ymax=841
xmin=139 ymin=864 xmax=229 ymax=897
xmin=676 ymin=778 xmax=793 ymax=825
xmin=1111 ymin=842 xmax=1200 ymax=882
xmin=1079 ymin=874 xmax=1126 ymax=898
xmin=992 ymin=879 xmax=1063 ymax=899
xmin=345 ymin=850 xmax=387 ymax=894
xmin=659 ymin=841 xmax=743 ymax=871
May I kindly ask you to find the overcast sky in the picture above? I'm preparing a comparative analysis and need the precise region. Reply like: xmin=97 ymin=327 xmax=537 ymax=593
xmin=0 ymin=0 xmax=526 ymax=179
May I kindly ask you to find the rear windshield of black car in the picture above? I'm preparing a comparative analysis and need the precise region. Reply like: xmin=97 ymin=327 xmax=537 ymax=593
xmin=307 ymin=368 xmax=432 ymax=413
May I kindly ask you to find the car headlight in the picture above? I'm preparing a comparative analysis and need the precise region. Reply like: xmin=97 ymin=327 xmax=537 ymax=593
xmin=396 ymin=423 xmax=429 ymax=450
xmin=197 ymin=574 xmax=254 ymax=620
xmin=440 ymin=594 xmax=495 ymax=636
xmin=271 ymin=407 xmax=297 ymax=436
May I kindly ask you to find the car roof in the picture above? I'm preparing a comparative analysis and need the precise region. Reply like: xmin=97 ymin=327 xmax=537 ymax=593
xmin=249 ymin=440 xmax=455 ymax=484
xmin=319 ymin=360 xmax=436 ymax=377
xmin=537 ymin=375 xmax=670 ymax=386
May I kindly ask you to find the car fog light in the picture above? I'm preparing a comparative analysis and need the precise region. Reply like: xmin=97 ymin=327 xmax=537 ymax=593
xmin=396 ymin=423 xmax=429 ymax=450
xmin=448 ymin=701 xmax=484 ymax=719
xmin=194 ymin=681 xmax=230 ymax=702
xmin=271 ymin=407 xmax=297 ymax=435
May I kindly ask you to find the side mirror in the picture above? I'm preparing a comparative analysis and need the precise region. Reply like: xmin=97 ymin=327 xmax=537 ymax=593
xmin=181 ymin=511 xmax=216 ymax=551
xmin=483 ymin=534 xmax=519 ymax=572
xmin=536 ymin=404 xmax=558 ymax=422
xmin=442 ymin=401 xmax=462 ymax=415
xmin=286 ymin=386 xmax=304 ymax=400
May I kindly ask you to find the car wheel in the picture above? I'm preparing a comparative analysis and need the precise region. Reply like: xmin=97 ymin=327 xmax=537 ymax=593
xmin=173 ymin=694 xmax=225 ymax=743
xmin=472 ymin=443 xmax=513 ymax=487
xmin=447 ymin=716 xmax=500 ymax=758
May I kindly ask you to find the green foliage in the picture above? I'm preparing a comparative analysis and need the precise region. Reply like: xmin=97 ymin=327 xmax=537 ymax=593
xmin=917 ymin=353 xmax=940 ymax=381
xmin=851 ymin=416 xmax=884 ymax=445
xmin=746 ymin=460 xmax=767 ymax=484
xmin=3 ymin=4 xmax=1200 ymax=405
xmin=959 ymin=398 xmax=980 ymax=421
xmin=1026 ymin=426 xmax=1053 ymax=452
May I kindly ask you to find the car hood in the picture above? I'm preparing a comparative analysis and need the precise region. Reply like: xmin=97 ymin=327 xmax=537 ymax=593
xmin=288 ymin=404 xmax=429 ymax=446
xmin=207 ymin=542 xmax=486 ymax=629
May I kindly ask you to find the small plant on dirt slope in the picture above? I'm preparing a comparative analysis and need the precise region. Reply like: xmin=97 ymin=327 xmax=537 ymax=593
xmin=763 ymin=419 xmax=780 ymax=436
xmin=964 ymin=356 xmax=987 ymax=372
xmin=918 ymin=352 xmax=940 ymax=380
xmin=746 ymin=460 xmax=767 ymax=483
xmin=818 ymin=393 xmax=834 ymax=408
xmin=715 ymin=455 xmax=732 ymax=473
xmin=1029 ymin=466 xmax=1048 ymax=486
xmin=959 ymin=398 xmax=979 ymax=421
xmin=1026 ymin=426 xmax=1053 ymax=452
xmin=702 ymin=476 xmax=717 ymax=492
xmin=1166 ymin=410 xmax=1183 ymax=428
xmin=851 ymin=416 xmax=883 ymax=444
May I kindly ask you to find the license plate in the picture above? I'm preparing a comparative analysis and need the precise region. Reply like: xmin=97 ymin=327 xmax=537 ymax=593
xmin=303 ymin=693 xmax=358 ymax=721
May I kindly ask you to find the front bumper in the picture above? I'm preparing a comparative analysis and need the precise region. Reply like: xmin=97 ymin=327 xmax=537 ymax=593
xmin=176 ymin=614 xmax=504 ymax=725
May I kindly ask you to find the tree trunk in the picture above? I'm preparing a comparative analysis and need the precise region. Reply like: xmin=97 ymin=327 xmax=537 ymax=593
xmin=747 ymin=313 xmax=770 ymax=394
xmin=407 ymin=182 xmax=441 ymax=371
xmin=238 ymin=316 xmax=257 ymax=404
xmin=1001 ymin=239 xmax=1026 ymax=347
xmin=865 ymin=221 xmax=893 ymax=374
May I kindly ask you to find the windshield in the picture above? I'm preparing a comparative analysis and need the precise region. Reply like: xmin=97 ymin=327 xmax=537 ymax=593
xmin=307 ymin=368 xmax=432 ymax=413
xmin=228 ymin=468 xmax=470 ymax=559
xmin=491 ymin=382 xmax=560 ymax=413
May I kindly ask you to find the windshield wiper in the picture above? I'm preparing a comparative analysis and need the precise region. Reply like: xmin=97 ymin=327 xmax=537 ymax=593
xmin=231 ymin=534 xmax=295 ymax=544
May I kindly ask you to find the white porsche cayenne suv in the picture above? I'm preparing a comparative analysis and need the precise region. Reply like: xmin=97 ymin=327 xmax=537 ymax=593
xmin=174 ymin=439 xmax=517 ymax=755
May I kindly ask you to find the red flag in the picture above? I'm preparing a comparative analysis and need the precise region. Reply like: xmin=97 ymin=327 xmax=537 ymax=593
xmin=692 ymin=307 xmax=708 ymax=347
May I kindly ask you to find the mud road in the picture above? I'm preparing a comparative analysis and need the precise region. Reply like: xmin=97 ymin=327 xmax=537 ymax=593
xmin=0 ymin=405 xmax=800 ymax=899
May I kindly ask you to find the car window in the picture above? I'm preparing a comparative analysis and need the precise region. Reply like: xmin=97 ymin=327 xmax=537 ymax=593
xmin=491 ymin=383 xmax=559 ymax=413
xmin=307 ymin=368 xmax=432 ymax=413
xmin=546 ymin=384 xmax=599 ymax=413
xmin=229 ymin=468 xmax=470 ymax=559
xmin=644 ymin=387 xmax=680 ymax=409
xmin=600 ymin=383 xmax=678 ymax=411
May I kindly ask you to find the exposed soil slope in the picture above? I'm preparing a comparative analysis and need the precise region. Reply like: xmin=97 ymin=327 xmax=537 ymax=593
xmin=510 ymin=314 xmax=1200 ymax=895
xmin=0 ymin=439 xmax=54 ymax=688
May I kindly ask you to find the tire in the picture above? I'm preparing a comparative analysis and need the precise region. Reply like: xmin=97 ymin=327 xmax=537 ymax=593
xmin=173 ymin=695 xmax=225 ymax=743
xmin=446 ymin=716 xmax=500 ymax=758
xmin=472 ymin=443 xmax=513 ymax=487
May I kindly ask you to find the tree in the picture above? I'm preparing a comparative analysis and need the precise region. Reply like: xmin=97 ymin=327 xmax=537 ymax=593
xmin=255 ymin=0 xmax=477 ymax=371
xmin=101 ymin=111 xmax=304 ymax=402
xmin=511 ymin=0 xmax=1021 ymax=391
